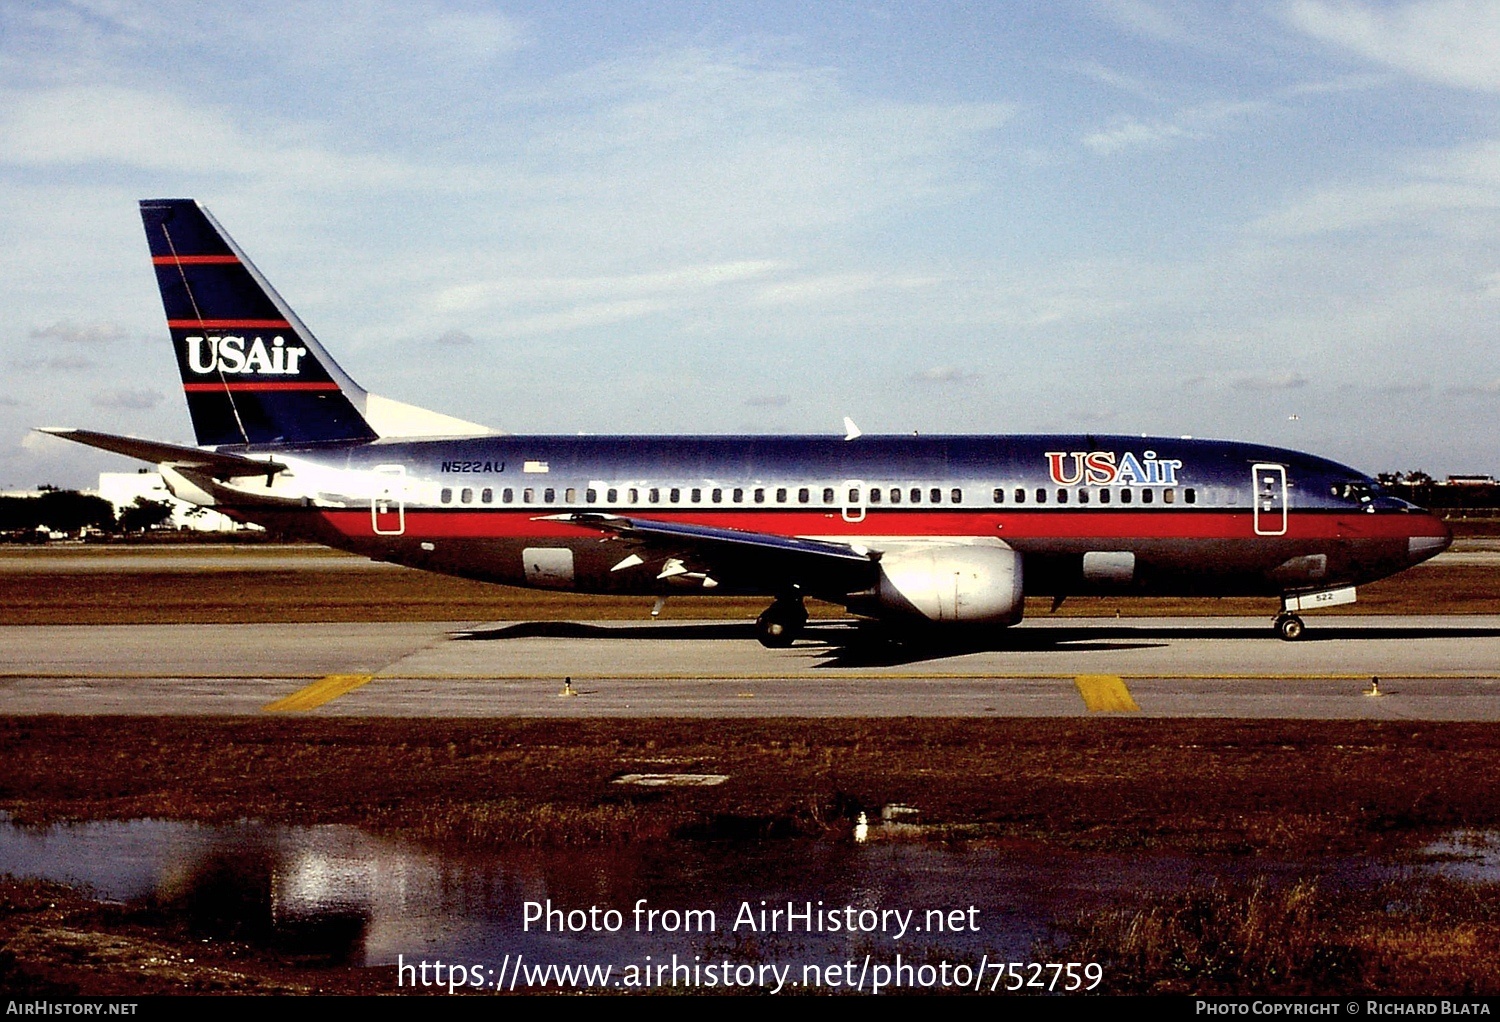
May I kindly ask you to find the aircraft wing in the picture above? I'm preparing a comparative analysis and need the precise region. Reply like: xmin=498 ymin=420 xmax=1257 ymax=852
xmin=542 ymin=513 xmax=880 ymax=595
xmin=34 ymin=428 xmax=286 ymax=479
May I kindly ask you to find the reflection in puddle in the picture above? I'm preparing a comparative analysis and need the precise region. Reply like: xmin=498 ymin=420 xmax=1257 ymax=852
xmin=0 ymin=814 xmax=1412 ymax=969
xmin=1420 ymin=829 xmax=1500 ymax=882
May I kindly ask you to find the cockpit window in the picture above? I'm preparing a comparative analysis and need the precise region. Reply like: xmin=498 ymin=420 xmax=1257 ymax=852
xmin=1332 ymin=481 xmax=1375 ymax=504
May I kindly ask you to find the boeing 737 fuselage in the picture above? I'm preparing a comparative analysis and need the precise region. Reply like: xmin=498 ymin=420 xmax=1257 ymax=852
xmin=42 ymin=200 xmax=1451 ymax=646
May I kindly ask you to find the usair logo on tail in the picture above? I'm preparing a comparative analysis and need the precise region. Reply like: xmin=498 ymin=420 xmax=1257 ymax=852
xmin=185 ymin=335 xmax=307 ymax=375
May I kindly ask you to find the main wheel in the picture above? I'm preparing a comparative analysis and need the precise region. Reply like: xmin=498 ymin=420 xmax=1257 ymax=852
xmin=1275 ymin=613 xmax=1306 ymax=641
xmin=756 ymin=598 xmax=807 ymax=648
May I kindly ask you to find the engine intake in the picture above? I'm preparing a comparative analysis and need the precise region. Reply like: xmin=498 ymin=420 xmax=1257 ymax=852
xmin=870 ymin=544 xmax=1024 ymax=625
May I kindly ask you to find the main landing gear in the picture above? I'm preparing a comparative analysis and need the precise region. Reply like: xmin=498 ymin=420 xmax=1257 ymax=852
xmin=1273 ymin=612 xmax=1306 ymax=642
xmin=756 ymin=595 xmax=807 ymax=648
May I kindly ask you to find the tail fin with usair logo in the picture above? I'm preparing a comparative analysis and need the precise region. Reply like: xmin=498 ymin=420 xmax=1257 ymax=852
xmin=141 ymin=199 xmax=376 ymax=447
xmin=140 ymin=199 xmax=496 ymax=448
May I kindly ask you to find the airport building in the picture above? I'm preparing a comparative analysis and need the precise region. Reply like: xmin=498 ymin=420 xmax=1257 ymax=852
xmin=97 ymin=470 xmax=257 ymax=532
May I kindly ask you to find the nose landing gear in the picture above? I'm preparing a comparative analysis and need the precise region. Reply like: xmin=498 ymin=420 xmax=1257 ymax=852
xmin=1274 ymin=612 xmax=1305 ymax=641
xmin=756 ymin=595 xmax=808 ymax=648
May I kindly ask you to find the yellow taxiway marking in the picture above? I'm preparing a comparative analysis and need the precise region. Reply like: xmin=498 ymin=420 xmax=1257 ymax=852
xmin=262 ymin=674 xmax=374 ymax=713
xmin=1074 ymin=674 xmax=1141 ymax=713
xmin=6 ymin=672 xmax=1500 ymax=682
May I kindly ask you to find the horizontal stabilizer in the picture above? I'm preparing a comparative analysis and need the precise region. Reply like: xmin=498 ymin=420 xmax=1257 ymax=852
xmin=34 ymin=428 xmax=286 ymax=479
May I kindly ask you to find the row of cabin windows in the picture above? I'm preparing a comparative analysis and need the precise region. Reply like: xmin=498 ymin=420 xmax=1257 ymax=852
xmin=437 ymin=485 xmax=966 ymax=506
xmin=991 ymin=486 xmax=1196 ymax=505
xmin=436 ymin=485 xmax=1197 ymax=506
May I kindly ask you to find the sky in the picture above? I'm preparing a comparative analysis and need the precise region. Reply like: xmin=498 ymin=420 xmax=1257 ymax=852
xmin=2 ymin=0 xmax=1498 ymax=489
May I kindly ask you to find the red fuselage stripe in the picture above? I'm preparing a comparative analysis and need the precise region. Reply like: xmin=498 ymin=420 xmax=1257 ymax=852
xmin=324 ymin=508 xmax=1441 ymax=542
xmin=183 ymin=381 xmax=341 ymax=392
xmin=153 ymin=255 xmax=240 ymax=265
xmin=167 ymin=319 xmax=291 ymax=329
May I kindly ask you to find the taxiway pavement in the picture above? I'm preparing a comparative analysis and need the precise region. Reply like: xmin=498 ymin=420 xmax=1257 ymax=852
xmin=3 ymin=616 xmax=1499 ymax=719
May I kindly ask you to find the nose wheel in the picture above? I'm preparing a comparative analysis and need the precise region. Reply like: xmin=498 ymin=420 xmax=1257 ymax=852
xmin=757 ymin=596 xmax=808 ymax=648
xmin=1274 ymin=613 xmax=1306 ymax=641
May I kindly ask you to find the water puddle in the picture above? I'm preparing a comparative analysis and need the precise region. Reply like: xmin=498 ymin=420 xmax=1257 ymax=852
xmin=0 ymin=814 xmax=1399 ymax=972
xmin=1419 ymin=829 xmax=1500 ymax=882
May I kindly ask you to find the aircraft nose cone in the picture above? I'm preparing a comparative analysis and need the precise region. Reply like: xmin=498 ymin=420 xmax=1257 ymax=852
xmin=1407 ymin=520 xmax=1451 ymax=565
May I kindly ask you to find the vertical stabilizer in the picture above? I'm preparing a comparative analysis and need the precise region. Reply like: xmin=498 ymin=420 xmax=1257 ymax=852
xmin=140 ymin=199 xmax=377 ymax=447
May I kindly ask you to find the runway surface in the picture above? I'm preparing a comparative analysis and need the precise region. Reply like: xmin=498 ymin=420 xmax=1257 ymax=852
xmin=4 ymin=615 xmax=1500 ymax=719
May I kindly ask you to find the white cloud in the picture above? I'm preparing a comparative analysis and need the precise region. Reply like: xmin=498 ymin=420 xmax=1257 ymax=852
xmin=1084 ymin=118 xmax=1195 ymax=155
xmin=1094 ymin=0 xmax=1203 ymax=47
xmin=0 ymin=85 xmax=415 ymax=188
xmin=1286 ymin=0 xmax=1500 ymax=92
xmin=1447 ymin=378 xmax=1500 ymax=395
xmin=29 ymin=321 xmax=128 ymax=344
xmin=1083 ymin=99 xmax=1267 ymax=156
xmin=917 ymin=365 xmax=980 ymax=384
xmin=1254 ymin=180 xmax=1500 ymax=235
xmin=1235 ymin=372 xmax=1309 ymax=391
xmin=91 ymin=387 xmax=162 ymax=409
xmin=13 ymin=355 xmax=95 ymax=372
xmin=1252 ymin=138 xmax=1500 ymax=235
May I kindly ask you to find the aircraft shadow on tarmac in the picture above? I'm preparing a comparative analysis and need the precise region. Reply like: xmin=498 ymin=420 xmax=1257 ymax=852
xmin=452 ymin=619 xmax=1500 ymax=670
xmin=454 ymin=621 xmax=765 ymax=641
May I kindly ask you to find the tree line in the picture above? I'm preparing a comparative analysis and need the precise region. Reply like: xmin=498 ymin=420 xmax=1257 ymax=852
xmin=0 ymin=488 xmax=175 ymax=537
xmin=1377 ymin=473 xmax=1500 ymax=511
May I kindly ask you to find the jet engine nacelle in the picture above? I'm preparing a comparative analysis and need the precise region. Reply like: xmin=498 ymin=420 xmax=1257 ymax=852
xmin=874 ymin=544 xmax=1024 ymax=625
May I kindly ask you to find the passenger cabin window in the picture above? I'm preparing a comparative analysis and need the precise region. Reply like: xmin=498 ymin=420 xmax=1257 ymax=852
xmin=565 ymin=488 xmax=576 ymax=503
xmin=910 ymin=488 xmax=921 ymax=503
xmin=712 ymin=488 xmax=722 ymax=503
xmin=823 ymin=487 xmax=835 ymax=503
xmin=1078 ymin=489 xmax=1089 ymax=504
xmin=544 ymin=488 xmax=555 ymax=503
xmin=649 ymin=488 xmax=660 ymax=503
xmin=889 ymin=488 xmax=901 ymax=504
xmin=930 ymin=488 xmax=942 ymax=503
xmin=869 ymin=488 xmax=881 ymax=504
xmin=799 ymin=488 xmax=810 ymax=504
xmin=1036 ymin=488 xmax=1047 ymax=504
xmin=440 ymin=488 xmax=453 ymax=504
xmin=481 ymin=488 xmax=493 ymax=504
xmin=691 ymin=488 xmax=702 ymax=503
xmin=754 ymin=488 xmax=765 ymax=504
xmin=523 ymin=488 xmax=534 ymax=504
xmin=1163 ymin=488 xmax=1175 ymax=504
xmin=628 ymin=488 xmax=639 ymax=503
xmin=1120 ymin=489 xmax=1132 ymax=504
xmin=460 ymin=488 xmax=473 ymax=504
xmin=1057 ymin=489 xmax=1068 ymax=504
xmin=1014 ymin=488 xmax=1025 ymax=503
xmin=733 ymin=488 xmax=744 ymax=503
xmin=1141 ymin=489 xmax=1154 ymax=504
xmin=951 ymin=488 xmax=962 ymax=504
xmin=502 ymin=488 xmax=513 ymax=504
xmin=669 ymin=488 xmax=680 ymax=503
xmin=848 ymin=487 xmax=860 ymax=503
xmin=993 ymin=488 xmax=1004 ymax=503
xmin=1098 ymin=488 xmax=1110 ymax=504
xmin=1184 ymin=488 xmax=1196 ymax=505
xmin=586 ymin=488 xmax=597 ymax=503
xmin=776 ymin=487 xmax=787 ymax=503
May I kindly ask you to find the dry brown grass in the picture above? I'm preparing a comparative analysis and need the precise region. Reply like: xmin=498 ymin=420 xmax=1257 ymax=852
xmin=1050 ymin=878 xmax=1500 ymax=995
xmin=6 ymin=717 xmax=1500 ymax=857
